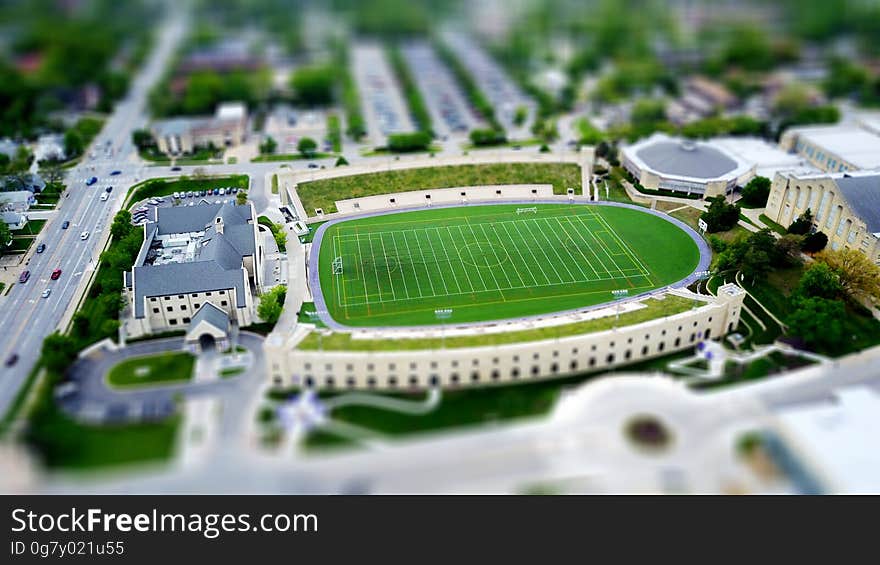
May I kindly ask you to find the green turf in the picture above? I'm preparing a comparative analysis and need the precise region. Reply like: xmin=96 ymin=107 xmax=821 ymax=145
xmin=106 ymin=352 xmax=195 ymax=388
xmin=296 ymin=163 xmax=581 ymax=215
xmin=317 ymin=203 xmax=701 ymax=327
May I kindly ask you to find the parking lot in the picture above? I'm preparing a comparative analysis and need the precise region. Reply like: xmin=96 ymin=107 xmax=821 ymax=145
xmin=351 ymin=42 xmax=417 ymax=147
xmin=402 ymin=41 xmax=485 ymax=137
xmin=129 ymin=186 xmax=244 ymax=226
xmin=441 ymin=31 xmax=536 ymax=134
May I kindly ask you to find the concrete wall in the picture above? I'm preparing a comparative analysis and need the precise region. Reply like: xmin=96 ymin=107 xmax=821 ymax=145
xmin=264 ymin=285 xmax=745 ymax=391
xmin=333 ymin=184 xmax=555 ymax=216
xmin=765 ymin=172 xmax=880 ymax=263
xmin=277 ymin=150 xmax=593 ymax=220
xmin=126 ymin=283 xmax=253 ymax=337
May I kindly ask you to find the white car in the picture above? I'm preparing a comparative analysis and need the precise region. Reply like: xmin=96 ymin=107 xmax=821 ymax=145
xmin=100 ymin=192 xmax=109 ymax=201
xmin=41 ymin=288 xmax=51 ymax=299
xmin=80 ymin=231 xmax=90 ymax=240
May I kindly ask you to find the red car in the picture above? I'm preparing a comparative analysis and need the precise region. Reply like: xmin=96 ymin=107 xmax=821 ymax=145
xmin=50 ymin=268 xmax=62 ymax=280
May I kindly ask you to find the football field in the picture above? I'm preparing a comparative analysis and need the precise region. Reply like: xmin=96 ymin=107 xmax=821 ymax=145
xmin=316 ymin=203 xmax=702 ymax=327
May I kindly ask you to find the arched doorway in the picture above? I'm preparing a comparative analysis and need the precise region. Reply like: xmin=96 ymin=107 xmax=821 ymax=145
xmin=198 ymin=333 xmax=216 ymax=352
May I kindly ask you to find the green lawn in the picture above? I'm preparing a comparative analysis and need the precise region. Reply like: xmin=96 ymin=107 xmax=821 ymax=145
xmin=316 ymin=203 xmax=701 ymax=327
xmin=106 ymin=352 xmax=195 ymax=388
xmin=220 ymin=367 xmax=245 ymax=378
xmin=125 ymin=175 xmax=249 ymax=208
xmin=299 ymin=294 xmax=695 ymax=350
xmin=296 ymin=162 xmax=582 ymax=215
xmin=759 ymin=214 xmax=787 ymax=235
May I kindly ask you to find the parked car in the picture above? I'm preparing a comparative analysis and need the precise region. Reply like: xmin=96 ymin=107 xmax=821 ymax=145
xmin=19 ymin=270 xmax=30 ymax=283
xmin=213 ymin=188 xmax=220 ymax=195
xmin=36 ymin=243 xmax=46 ymax=253
xmin=61 ymin=220 xmax=70 ymax=229
xmin=86 ymin=176 xmax=98 ymax=186
xmin=80 ymin=231 xmax=89 ymax=240
xmin=51 ymin=268 xmax=62 ymax=280
xmin=4 ymin=353 xmax=18 ymax=367
xmin=41 ymin=288 xmax=51 ymax=298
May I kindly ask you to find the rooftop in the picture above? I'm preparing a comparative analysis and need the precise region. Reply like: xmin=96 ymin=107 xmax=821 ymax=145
xmin=627 ymin=134 xmax=747 ymax=181
xmin=787 ymin=122 xmax=880 ymax=170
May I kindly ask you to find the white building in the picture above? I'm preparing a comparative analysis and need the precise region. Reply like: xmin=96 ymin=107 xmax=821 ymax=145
xmin=779 ymin=116 xmax=880 ymax=173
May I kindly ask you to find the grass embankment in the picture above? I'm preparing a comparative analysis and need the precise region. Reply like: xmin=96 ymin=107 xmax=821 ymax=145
xmin=297 ymin=162 xmax=581 ymax=215
xmin=106 ymin=352 xmax=195 ymax=388
xmin=759 ymin=214 xmax=787 ymax=235
xmin=251 ymin=153 xmax=332 ymax=163
xmin=298 ymin=295 xmax=694 ymax=351
xmin=125 ymin=175 xmax=249 ymax=208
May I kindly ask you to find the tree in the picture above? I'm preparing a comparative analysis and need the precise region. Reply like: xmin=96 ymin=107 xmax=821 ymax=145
xmin=41 ymin=332 xmax=80 ymax=375
xmin=290 ymin=65 xmax=335 ymax=106
xmin=335 ymin=156 xmax=349 ymax=167
xmin=786 ymin=296 xmax=845 ymax=350
xmin=700 ymin=195 xmax=740 ymax=233
xmin=297 ymin=137 xmax=317 ymax=157
xmin=740 ymin=247 xmax=771 ymax=283
xmin=797 ymin=262 xmax=842 ymax=300
xmin=132 ymin=129 xmax=154 ymax=150
xmin=273 ymin=225 xmax=287 ymax=250
xmin=775 ymin=234 xmax=804 ymax=266
xmin=63 ymin=129 xmax=84 ymax=158
xmin=257 ymin=286 xmax=286 ymax=325
xmin=788 ymin=209 xmax=813 ymax=235
xmin=513 ymin=106 xmax=528 ymax=127
xmin=815 ymin=248 xmax=880 ymax=301
xmin=259 ymin=136 xmax=277 ymax=155
xmin=110 ymin=210 xmax=133 ymax=240
xmin=236 ymin=190 xmax=248 ymax=206
xmin=740 ymin=176 xmax=771 ymax=207
xmin=40 ymin=162 xmax=64 ymax=186
xmin=801 ymin=231 xmax=828 ymax=253
xmin=0 ymin=220 xmax=11 ymax=251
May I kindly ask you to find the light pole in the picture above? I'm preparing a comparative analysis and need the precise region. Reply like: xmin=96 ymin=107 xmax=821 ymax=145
xmin=611 ymin=289 xmax=629 ymax=327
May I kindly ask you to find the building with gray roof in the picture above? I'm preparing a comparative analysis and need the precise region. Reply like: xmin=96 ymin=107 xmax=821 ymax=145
xmin=123 ymin=201 xmax=264 ymax=338
xmin=764 ymin=169 xmax=880 ymax=264
xmin=621 ymin=133 xmax=754 ymax=198
xmin=150 ymin=103 xmax=248 ymax=155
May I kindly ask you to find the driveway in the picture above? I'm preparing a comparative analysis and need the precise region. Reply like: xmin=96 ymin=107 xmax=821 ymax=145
xmin=59 ymin=331 xmax=265 ymax=424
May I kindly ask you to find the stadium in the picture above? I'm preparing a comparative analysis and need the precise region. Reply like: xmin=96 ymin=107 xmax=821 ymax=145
xmin=310 ymin=201 xmax=710 ymax=329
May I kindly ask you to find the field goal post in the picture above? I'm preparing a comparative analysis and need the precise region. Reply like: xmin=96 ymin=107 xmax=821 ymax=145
xmin=332 ymin=256 xmax=343 ymax=275
xmin=516 ymin=207 xmax=538 ymax=215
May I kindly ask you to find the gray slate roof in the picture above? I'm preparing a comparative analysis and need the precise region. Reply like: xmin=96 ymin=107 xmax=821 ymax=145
xmin=132 ymin=203 xmax=255 ymax=318
xmin=189 ymin=302 xmax=230 ymax=333
xmin=636 ymin=140 xmax=738 ymax=179
xmin=836 ymin=174 xmax=880 ymax=233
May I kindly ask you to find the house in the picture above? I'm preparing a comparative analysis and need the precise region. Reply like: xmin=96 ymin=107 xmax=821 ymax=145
xmin=667 ymin=76 xmax=739 ymax=125
xmin=123 ymin=201 xmax=264 ymax=338
xmin=150 ymin=102 xmax=248 ymax=155
xmin=0 ymin=190 xmax=36 ymax=213
xmin=0 ymin=211 xmax=27 ymax=231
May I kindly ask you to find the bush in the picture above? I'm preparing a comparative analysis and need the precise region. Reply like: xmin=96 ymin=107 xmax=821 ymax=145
xmin=257 ymin=286 xmax=287 ymax=325
xmin=290 ymin=65 xmax=335 ymax=106
xmin=787 ymin=209 xmax=813 ymax=235
xmin=469 ymin=128 xmax=506 ymax=147
xmin=387 ymin=132 xmax=432 ymax=152
xmin=801 ymin=231 xmax=828 ymax=253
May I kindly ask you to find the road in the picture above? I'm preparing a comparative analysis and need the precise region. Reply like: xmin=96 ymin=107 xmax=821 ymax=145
xmin=0 ymin=7 xmax=190 ymax=418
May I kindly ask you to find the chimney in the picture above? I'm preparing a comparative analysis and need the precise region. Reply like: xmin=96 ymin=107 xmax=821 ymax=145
xmin=215 ymin=215 xmax=224 ymax=235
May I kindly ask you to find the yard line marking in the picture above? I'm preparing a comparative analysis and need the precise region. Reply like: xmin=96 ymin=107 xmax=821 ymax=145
xmin=475 ymin=221 xmax=514 ymax=289
xmin=455 ymin=224 xmax=490 ymax=292
xmin=465 ymin=218 xmax=510 ymax=290
xmin=499 ymin=221 xmax=544 ymax=286
xmin=389 ymin=231 xmax=412 ymax=299
xmin=562 ymin=216 xmax=613 ymax=278
xmin=484 ymin=223 xmax=527 ymax=287
xmin=354 ymin=231 xmax=374 ymax=305
xmin=435 ymin=226 xmax=464 ymax=294
xmin=570 ymin=216 xmax=616 ymax=278
xmin=592 ymin=213 xmax=653 ymax=277
xmin=541 ymin=217 xmax=592 ymax=281
xmin=377 ymin=232 xmax=397 ymax=300
xmin=444 ymin=225 xmax=477 ymax=293
xmin=553 ymin=217 xmax=600 ymax=280
xmin=365 ymin=232 xmax=386 ymax=302
xmin=508 ymin=220 xmax=555 ymax=284
xmin=400 ymin=230 xmax=425 ymax=298
xmin=574 ymin=215 xmax=630 ymax=281
xmin=411 ymin=227 xmax=444 ymax=296
xmin=520 ymin=218 xmax=576 ymax=282
xmin=414 ymin=230 xmax=449 ymax=296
